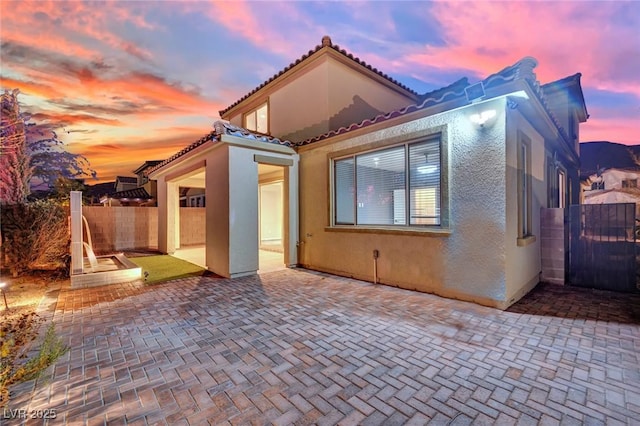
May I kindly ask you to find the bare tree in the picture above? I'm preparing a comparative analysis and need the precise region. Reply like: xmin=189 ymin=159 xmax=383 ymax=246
xmin=0 ymin=89 xmax=32 ymax=204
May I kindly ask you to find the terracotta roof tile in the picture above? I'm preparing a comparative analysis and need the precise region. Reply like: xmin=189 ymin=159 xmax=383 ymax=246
xmin=296 ymin=56 xmax=580 ymax=151
xmin=296 ymin=77 xmax=470 ymax=146
xmin=219 ymin=36 xmax=418 ymax=117
xmin=115 ymin=176 xmax=137 ymax=184
xmin=107 ymin=187 xmax=152 ymax=200
xmin=147 ymin=122 xmax=293 ymax=175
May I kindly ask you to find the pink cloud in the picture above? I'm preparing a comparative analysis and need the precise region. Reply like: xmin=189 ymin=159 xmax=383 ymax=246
xmin=201 ymin=0 xmax=320 ymax=57
xmin=402 ymin=1 xmax=640 ymax=92
xmin=581 ymin=116 xmax=639 ymax=145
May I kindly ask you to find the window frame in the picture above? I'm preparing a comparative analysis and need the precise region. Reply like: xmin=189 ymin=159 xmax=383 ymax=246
xmin=330 ymin=132 xmax=446 ymax=231
xmin=517 ymin=131 xmax=534 ymax=244
xmin=243 ymin=101 xmax=269 ymax=134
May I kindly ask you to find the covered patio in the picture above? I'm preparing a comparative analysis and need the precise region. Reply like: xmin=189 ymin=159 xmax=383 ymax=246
xmin=148 ymin=122 xmax=299 ymax=279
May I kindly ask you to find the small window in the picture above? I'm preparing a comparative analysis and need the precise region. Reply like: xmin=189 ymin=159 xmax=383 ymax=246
xmin=558 ymin=170 xmax=566 ymax=208
xmin=333 ymin=136 xmax=441 ymax=227
xmin=244 ymin=102 xmax=268 ymax=134
xmin=622 ymin=179 xmax=637 ymax=189
xmin=517 ymin=133 xmax=532 ymax=239
xmin=591 ymin=181 xmax=605 ymax=190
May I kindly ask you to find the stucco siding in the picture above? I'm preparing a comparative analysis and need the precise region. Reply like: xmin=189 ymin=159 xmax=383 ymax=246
xmin=227 ymin=55 xmax=415 ymax=144
xmin=444 ymin=99 xmax=508 ymax=304
xmin=504 ymin=108 xmax=545 ymax=304
xmin=270 ymin=60 xmax=330 ymax=141
xmin=326 ymin=59 xmax=416 ymax=125
xmin=299 ymin=99 xmax=510 ymax=307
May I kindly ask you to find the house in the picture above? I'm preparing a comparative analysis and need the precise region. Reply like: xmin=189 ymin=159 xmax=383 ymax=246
xmin=100 ymin=162 xmax=161 ymax=206
xmin=148 ymin=36 xmax=588 ymax=309
xmin=114 ymin=176 xmax=138 ymax=192
xmin=582 ymin=167 xmax=640 ymax=215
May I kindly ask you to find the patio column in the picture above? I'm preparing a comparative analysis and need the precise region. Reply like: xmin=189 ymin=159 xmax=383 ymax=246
xmin=158 ymin=178 xmax=179 ymax=254
xmin=284 ymin=154 xmax=299 ymax=267
xmin=205 ymin=145 xmax=259 ymax=278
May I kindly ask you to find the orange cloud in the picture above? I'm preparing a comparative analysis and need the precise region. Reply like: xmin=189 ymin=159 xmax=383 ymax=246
xmin=69 ymin=128 xmax=210 ymax=182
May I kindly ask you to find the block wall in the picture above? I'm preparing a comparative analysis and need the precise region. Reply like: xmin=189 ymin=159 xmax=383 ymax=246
xmin=83 ymin=207 xmax=205 ymax=254
xmin=540 ymin=208 xmax=566 ymax=285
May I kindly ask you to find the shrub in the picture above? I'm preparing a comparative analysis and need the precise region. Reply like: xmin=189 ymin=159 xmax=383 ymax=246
xmin=0 ymin=312 xmax=68 ymax=407
xmin=1 ymin=200 xmax=70 ymax=277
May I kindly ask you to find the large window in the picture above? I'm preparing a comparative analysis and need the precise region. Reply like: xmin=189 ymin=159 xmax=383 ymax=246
xmin=517 ymin=133 xmax=533 ymax=239
xmin=333 ymin=136 xmax=441 ymax=227
xmin=244 ymin=102 xmax=269 ymax=134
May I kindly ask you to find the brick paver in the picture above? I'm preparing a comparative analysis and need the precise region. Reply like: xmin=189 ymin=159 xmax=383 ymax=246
xmin=6 ymin=269 xmax=640 ymax=425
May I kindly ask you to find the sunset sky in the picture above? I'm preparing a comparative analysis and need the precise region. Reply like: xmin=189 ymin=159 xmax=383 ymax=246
xmin=1 ymin=1 xmax=639 ymax=183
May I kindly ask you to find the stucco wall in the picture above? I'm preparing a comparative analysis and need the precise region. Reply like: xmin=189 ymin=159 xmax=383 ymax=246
xmin=229 ymin=55 xmax=415 ymax=143
xmin=504 ymin=108 xmax=545 ymax=304
xmin=83 ymin=206 xmax=205 ymax=254
xmin=270 ymin=59 xmax=330 ymax=142
xmin=326 ymin=59 xmax=415 ymax=124
xmin=298 ymin=98 xmax=511 ymax=307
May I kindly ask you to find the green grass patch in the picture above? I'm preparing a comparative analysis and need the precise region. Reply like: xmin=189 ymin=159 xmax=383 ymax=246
xmin=130 ymin=255 xmax=205 ymax=285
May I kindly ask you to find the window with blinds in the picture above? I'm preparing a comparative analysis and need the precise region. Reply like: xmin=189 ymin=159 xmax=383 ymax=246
xmin=333 ymin=136 xmax=441 ymax=227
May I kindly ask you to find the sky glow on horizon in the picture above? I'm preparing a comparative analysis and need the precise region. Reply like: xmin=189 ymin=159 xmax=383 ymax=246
xmin=1 ymin=0 xmax=639 ymax=183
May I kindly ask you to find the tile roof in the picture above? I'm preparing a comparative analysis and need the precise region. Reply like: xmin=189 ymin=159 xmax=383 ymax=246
xmin=106 ymin=187 xmax=152 ymax=200
xmin=296 ymin=77 xmax=470 ymax=146
xmin=296 ymin=56 xmax=578 ymax=150
xmin=151 ymin=56 xmax=583 ymax=174
xmin=115 ymin=176 xmax=138 ymax=184
xmin=218 ymin=35 xmax=418 ymax=117
xmin=147 ymin=122 xmax=293 ymax=175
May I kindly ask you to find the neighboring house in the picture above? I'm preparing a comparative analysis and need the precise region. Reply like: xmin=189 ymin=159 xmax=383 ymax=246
xmin=101 ymin=162 xmax=161 ymax=206
xmin=114 ymin=176 xmax=138 ymax=192
xmin=184 ymin=188 xmax=206 ymax=207
xmin=582 ymin=167 xmax=640 ymax=214
xmin=148 ymin=36 xmax=588 ymax=309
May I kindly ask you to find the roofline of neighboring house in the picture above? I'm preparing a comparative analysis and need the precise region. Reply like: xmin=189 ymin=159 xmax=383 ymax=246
xmin=582 ymin=166 xmax=640 ymax=180
xmin=101 ymin=187 xmax=153 ymax=202
xmin=115 ymin=175 xmax=138 ymax=183
xmin=218 ymin=35 xmax=419 ymax=118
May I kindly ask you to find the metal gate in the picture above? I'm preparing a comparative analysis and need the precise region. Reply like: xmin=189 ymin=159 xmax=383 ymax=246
xmin=568 ymin=203 xmax=638 ymax=292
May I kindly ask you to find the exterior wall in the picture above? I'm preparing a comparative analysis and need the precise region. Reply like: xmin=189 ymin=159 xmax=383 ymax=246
xmin=83 ymin=206 xmax=205 ymax=253
xmin=326 ymin=59 xmax=413 ymax=126
xmin=504 ymin=108 xmax=546 ymax=304
xmin=586 ymin=169 xmax=640 ymax=192
xmin=540 ymin=208 xmax=566 ymax=285
xmin=227 ymin=54 xmax=416 ymax=143
xmin=269 ymin=59 xmax=330 ymax=142
xmin=298 ymin=98 xmax=511 ymax=308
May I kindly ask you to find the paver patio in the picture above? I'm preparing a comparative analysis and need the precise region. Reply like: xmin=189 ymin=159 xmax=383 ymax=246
xmin=7 ymin=268 xmax=640 ymax=425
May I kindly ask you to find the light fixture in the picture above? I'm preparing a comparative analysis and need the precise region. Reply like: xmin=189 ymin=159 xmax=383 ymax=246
xmin=470 ymin=109 xmax=496 ymax=126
